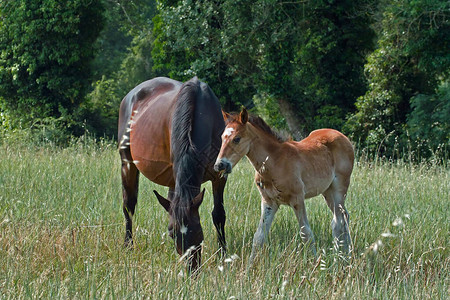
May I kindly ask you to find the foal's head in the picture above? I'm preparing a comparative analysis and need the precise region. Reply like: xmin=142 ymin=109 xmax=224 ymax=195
xmin=154 ymin=189 xmax=205 ymax=272
xmin=214 ymin=108 xmax=251 ymax=175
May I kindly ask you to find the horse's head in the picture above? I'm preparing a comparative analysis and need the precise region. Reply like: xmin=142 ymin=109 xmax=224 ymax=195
xmin=214 ymin=108 xmax=251 ymax=175
xmin=154 ymin=189 xmax=205 ymax=272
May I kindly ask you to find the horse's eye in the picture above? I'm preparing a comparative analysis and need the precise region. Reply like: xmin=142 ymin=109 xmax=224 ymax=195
xmin=233 ymin=137 xmax=241 ymax=144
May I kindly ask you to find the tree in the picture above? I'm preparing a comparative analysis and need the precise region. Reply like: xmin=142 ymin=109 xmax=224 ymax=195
xmin=152 ymin=0 xmax=375 ymax=137
xmin=294 ymin=0 xmax=376 ymax=133
xmin=407 ymin=81 xmax=450 ymax=157
xmin=152 ymin=0 xmax=258 ymax=111
xmin=86 ymin=0 xmax=157 ymax=137
xmin=346 ymin=0 xmax=450 ymax=155
xmin=0 ymin=1 xmax=104 ymax=127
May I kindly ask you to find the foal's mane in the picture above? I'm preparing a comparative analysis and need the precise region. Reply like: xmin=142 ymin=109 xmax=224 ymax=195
xmin=229 ymin=112 xmax=290 ymax=143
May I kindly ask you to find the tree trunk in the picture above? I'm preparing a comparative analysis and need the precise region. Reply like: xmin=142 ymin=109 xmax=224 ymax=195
xmin=277 ymin=97 xmax=304 ymax=140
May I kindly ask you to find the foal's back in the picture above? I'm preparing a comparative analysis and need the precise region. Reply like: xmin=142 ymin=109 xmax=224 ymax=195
xmin=288 ymin=129 xmax=354 ymax=199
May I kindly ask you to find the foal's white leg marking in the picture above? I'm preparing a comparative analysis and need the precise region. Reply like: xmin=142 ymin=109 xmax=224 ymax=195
xmin=292 ymin=198 xmax=317 ymax=255
xmin=323 ymin=178 xmax=351 ymax=254
xmin=331 ymin=203 xmax=351 ymax=253
xmin=249 ymin=201 xmax=278 ymax=263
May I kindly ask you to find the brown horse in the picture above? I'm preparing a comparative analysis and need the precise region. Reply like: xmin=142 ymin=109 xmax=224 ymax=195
xmin=118 ymin=77 xmax=227 ymax=272
xmin=214 ymin=108 xmax=354 ymax=263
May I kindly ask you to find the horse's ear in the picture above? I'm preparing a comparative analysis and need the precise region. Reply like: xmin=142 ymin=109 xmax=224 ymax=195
xmin=239 ymin=107 xmax=248 ymax=124
xmin=154 ymin=190 xmax=171 ymax=212
xmin=222 ymin=110 xmax=232 ymax=123
xmin=192 ymin=188 xmax=205 ymax=210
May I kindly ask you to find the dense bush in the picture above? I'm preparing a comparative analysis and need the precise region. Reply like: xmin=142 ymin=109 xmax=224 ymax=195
xmin=346 ymin=0 xmax=450 ymax=158
xmin=0 ymin=0 xmax=104 ymax=124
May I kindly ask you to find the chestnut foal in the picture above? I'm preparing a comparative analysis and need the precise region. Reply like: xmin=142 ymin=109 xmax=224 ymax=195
xmin=214 ymin=108 xmax=354 ymax=262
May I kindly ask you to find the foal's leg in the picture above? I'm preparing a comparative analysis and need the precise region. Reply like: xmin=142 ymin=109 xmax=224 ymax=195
xmin=323 ymin=175 xmax=351 ymax=254
xmin=249 ymin=199 xmax=279 ymax=263
xmin=120 ymin=149 xmax=139 ymax=247
xmin=292 ymin=197 xmax=317 ymax=255
xmin=211 ymin=177 xmax=227 ymax=252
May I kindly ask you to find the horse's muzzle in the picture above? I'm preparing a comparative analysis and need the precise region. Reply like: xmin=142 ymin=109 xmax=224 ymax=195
xmin=214 ymin=158 xmax=232 ymax=174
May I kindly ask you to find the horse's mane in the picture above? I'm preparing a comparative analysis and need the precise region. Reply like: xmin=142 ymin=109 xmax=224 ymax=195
xmin=170 ymin=77 xmax=202 ymax=224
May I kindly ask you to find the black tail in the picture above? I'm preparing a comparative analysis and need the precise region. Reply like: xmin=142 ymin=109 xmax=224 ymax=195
xmin=170 ymin=77 xmax=202 ymax=220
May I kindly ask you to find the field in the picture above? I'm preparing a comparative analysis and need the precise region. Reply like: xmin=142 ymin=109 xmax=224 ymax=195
xmin=0 ymin=141 xmax=448 ymax=299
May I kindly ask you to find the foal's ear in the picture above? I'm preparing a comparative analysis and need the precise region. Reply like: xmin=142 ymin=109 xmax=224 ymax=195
xmin=154 ymin=190 xmax=171 ymax=212
xmin=192 ymin=188 xmax=205 ymax=210
xmin=239 ymin=107 xmax=248 ymax=124
xmin=222 ymin=110 xmax=232 ymax=123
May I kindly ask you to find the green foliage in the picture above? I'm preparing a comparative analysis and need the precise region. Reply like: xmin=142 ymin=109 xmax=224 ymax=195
xmin=152 ymin=0 xmax=375 ymax=133
xmin=86 ymin=0 xmax=157 ymax=138
xmin=407 ymin=81 xmax=450 ymax=155
xmin=252 ymin=93 xmax=288 ymax=130
xmin=346 ymin=0 xmax=450 ymax=156
xmin=152 ymin=0 xmax=257 ymax=111
xmin=0 ymin=0 xmax=105 ymax=123
xmin=293 ymin=0 xmax=376 ymax=132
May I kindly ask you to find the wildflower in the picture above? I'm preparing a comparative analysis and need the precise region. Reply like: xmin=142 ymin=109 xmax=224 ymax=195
xmin=393 ymin=217 xmax=404 ymax=227
xmin=224 ymin=254 xmax=239 ymax=263
xmin=372 ymin=240 xmax=383 ymax=253
xmin=381 ymin=232 xmax=396 ymax=238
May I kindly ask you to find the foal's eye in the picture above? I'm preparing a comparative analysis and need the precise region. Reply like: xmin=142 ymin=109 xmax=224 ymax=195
xmin=233 ymin=137 xmax=241 ymax=144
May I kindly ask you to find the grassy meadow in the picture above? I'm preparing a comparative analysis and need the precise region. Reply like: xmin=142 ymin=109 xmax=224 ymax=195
xmin=0 ymin=141 xmax=448 ymax=299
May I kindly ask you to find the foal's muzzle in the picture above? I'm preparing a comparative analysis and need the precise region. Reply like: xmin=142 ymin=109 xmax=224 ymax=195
xmin=214 ymin=158 xmax=232 ymax=175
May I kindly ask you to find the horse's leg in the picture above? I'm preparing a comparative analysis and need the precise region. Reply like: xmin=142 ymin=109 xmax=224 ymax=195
xmin=120 ymin=149 xmax=139 ymax=248
xmin=323 ymin=175 xmax=351 ymax=254
xmin=211 ymin=177 xmax=227 ymax=252
xmin=249 ymin=199 xmax=279 ymax=264
xmin=292 ymin=196 xmax=317 ymax=255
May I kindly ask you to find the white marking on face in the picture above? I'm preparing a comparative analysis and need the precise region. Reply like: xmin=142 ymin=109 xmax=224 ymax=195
xmin=180 ymin=225 xmax=188 ymax=235
xmin=223 ymin=127 xmax=235 ymax=138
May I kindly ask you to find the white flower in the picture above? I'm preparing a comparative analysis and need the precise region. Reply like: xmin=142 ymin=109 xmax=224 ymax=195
xmin=373 ymin=240 xmax=383 ymax=253
xmin=224 ymin=254 xmax=239 ymax=263
xmin=393 ymin=217 xmax=404 ymax=227
xmin=381 ymin=232 xmax=396 ymax=238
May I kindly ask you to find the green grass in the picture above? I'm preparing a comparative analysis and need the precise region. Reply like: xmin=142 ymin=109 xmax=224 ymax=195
xmin=0 ymin=142 xmax=448 ymax=299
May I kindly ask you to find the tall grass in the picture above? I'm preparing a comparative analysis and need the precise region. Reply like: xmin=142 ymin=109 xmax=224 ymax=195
xmin=0 ymin=142 xmax=448 ymax=299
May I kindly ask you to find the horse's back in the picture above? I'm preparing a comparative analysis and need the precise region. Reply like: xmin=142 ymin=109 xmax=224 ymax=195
xmin=118 ymin=78 xmax=181 ymax=139
xmin=119 ymin=78 xmax=183 ymax=187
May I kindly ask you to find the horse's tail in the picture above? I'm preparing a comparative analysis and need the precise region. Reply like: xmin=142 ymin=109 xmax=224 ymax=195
xmin=171 ymin=76 xmax=200 ymax=167
xmin=170 ymin=77 xmax=202 ymax=220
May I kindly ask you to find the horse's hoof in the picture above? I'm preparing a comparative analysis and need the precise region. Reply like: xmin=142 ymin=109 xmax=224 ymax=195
xmin=124 ymin=238 xmax=134 ymax=249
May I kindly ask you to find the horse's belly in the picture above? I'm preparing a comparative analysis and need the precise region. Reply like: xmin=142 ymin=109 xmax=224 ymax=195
xmin=135 ymin=158 xmax=175 ymax=187
xmin=128 ymin=95 xmax=175 ymax=186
